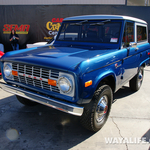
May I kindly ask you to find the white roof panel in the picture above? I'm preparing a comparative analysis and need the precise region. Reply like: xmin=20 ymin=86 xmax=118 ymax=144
xmin=64 ymin=15 xmax=147 ymax=24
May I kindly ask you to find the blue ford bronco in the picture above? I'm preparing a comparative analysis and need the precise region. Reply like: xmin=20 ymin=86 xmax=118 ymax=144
xmin=0 ymin=15 xmax=150 ymax=132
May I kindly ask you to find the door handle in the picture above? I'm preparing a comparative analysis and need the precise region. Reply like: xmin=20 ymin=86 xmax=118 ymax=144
xmin=127 ymin=48 xmax=130 ymax=56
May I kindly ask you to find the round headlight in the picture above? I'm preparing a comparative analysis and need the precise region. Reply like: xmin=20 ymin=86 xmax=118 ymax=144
xmin=58 ymin=76 xmax=72 ymax=93
xmin=4 ymin=64 xmax=12 ymax=77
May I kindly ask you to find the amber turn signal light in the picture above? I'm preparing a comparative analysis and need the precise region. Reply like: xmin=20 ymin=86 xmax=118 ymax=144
xmin=48 ymin=79 xmax=57 ymax=86
xmin=12 ymin=70 xmax=18 ymax=76
xmin=85 ymin=80 xmax=92 ymax=87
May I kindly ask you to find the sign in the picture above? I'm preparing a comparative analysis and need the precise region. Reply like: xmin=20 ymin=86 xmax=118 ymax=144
xmin=0 ymin=5 xmax=150 ymax=53
xmin=3 ymin=24 xmax=30 ymax=34
xmin=44 ymin=18 xmax=63 ymax=40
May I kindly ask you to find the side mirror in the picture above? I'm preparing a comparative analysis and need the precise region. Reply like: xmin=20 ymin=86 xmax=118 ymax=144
xmin=47 ymin=35 xmax=57 ymax=44
xmin=129 ymin=42 xmax=137 ymax=47
xmin=54 ymin=35 xmax=57 ymax=40
xmin=122 ymin=42 xmax=137 ymax=48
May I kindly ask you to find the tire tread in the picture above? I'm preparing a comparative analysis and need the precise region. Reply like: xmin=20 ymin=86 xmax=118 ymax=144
xmin=80 ymin=85 xmax=112 ymax=132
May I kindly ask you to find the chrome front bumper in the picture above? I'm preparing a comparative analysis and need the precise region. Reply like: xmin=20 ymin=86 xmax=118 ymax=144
xmin=0 ymin=82 xmax=83 ymax=116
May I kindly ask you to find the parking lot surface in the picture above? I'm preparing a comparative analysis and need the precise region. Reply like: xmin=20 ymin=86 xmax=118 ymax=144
xmin=0 ymin=67 xmax=150 ymax=150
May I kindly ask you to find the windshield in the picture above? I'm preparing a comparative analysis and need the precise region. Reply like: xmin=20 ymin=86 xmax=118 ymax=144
xmin=57 ymin=21 xmax=121 ymax=44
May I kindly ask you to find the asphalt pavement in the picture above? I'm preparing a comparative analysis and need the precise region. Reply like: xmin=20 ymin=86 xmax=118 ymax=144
xmin=0 ymin=67 xmax=150 ymax=150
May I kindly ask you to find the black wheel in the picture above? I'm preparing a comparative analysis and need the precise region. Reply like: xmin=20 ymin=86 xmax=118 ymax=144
xmin=80 ymin=85 xmax=113 ymax=132
xmin=129 ymin=67 xmax=144 ymax=92
xmin=16 ymin=95 xmax=37 ymax=106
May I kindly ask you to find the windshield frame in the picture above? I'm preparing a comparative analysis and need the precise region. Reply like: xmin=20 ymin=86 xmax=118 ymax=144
xmin=56 ymin=20 xmax=123 ymax=45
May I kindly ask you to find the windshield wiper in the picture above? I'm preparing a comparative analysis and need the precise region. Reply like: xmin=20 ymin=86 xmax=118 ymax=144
xmin=90 ymin=19 xmax=111 ymax=25
xmin=70 ymin=20 xmax=88 ymax=25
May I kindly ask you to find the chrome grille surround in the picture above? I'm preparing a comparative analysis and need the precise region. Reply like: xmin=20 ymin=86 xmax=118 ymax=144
xmin=11 ymin=62 xmax=75 ymax=97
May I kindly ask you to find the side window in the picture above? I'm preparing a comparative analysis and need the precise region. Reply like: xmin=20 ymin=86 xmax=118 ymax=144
xmin=122 ymin=22 xmax=134 ymax=47
xmin=137 ymin=26 xmax=147 ymax=42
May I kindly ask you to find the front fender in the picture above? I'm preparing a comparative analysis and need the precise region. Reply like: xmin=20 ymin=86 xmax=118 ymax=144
xmin=80 ymin=68 xmax=116 ymax=104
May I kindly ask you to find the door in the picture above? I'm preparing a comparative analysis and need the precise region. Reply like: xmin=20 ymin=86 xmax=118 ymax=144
xmin=120 ymin=21 xmax=138 ymax=85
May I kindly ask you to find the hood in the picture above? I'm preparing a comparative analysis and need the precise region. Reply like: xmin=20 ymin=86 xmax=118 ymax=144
xmin=1 ymin=46 xmax=117 ymax=71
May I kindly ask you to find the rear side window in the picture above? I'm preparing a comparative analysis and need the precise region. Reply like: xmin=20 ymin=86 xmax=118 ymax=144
xmin=137 ymin=26 xmax=147 ymax=42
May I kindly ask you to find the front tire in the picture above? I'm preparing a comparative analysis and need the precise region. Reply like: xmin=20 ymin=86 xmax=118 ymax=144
xmin=80 ymin=85 xmax=113 ymax=132
xmin=129 ymin=67 xmax=144 ymax=92
xmin=16 ymin=95 xmax=37 ymax=106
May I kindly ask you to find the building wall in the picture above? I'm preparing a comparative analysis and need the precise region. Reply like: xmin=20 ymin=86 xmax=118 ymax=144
xmin=0 ymin=0 xmax=126 ymax=5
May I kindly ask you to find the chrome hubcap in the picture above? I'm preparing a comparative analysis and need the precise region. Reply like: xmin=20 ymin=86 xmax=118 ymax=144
xmin=138 ymin=70 xmax=143 ymax=88
xmin=95 ymin=95 xmax=108 ymax=123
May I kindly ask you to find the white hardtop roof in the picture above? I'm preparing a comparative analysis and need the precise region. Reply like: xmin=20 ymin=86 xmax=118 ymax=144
xmin=64 ymin=15 xmax=147 ymax=24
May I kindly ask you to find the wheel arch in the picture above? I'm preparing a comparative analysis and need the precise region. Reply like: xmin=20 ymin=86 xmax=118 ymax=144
xmin=137 ymin=62 xmax=146 ymax=73
xmin=140 ymin=63 xmax=146 ymax=68
xmin=95 ymin=73 xmax=116 ymax=93
xmin=139 ymin=57 xmax=149 ymax=69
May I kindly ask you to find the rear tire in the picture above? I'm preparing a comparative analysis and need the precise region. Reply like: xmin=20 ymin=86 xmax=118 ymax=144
xmin=16 ymin=95 xmax=37 ymax=106
xmin=80 ymin=85 xmax=113 ymax=132
xmin=129 ymin=67 xmax=144 ymax=92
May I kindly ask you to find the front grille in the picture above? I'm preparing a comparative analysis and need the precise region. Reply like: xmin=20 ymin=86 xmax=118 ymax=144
xmin=12 ymin=63 xmax=60 ymax=93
